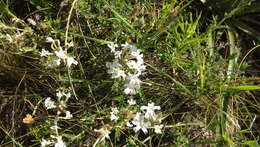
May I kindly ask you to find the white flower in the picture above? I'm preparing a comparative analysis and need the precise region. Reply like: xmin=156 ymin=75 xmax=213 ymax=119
xmin=124 ymin=87 xmax=136 ymax=95
xmin=65 ymin=111 xmax=73 ymax=119
xmin=126 ymin=121 xmax=133 ymax=127
xmin=126 ymin=60 xmax=146 ymax=75
xmin=55 ymin=136 xmax=66 ymax=147
xmin=44 ymin=97 xmax=56 ymax=110
xmin=46 ymin=37 xmax=54 ymax=43
xmin=108 ymin=42 xmax=118 ymax=53
xmin=46 ymin=59 xmax=60 ymax=67
xmin=41 ymin=139 xmax=52 ymax=147
xmin=154 ymin=124 xmax=163 ymax=134
xmin=140 ymin=102 xmax=161 ymax=119
xmin=63 ymin=92 xmax=71 ymax=99
xmin=121 ymin=42 xmax=131 ymax=49
xmin=40 ymin=49 xmax=53 ymax=57
xmin=50 ymin=119 xmax=60 ymax=130
xmin=54 ymin=59 xmax=61 ymax=66
xmin=126 ymin=60 xmax=139 ymax=69
xmin=131 ymin=49 xmax=143 ymax=61
xmin=122 ymin=42 xmax=137 ymax=51
xmin=56 ymin=91 xmax=63 ymax=100
xmin=113 ymin=68 xmax=126 ymax=79
xmin=55 ymin=48 xmax=67 ymax=60
xmin=111 ymin=107 xmax=119 ymax=115
xmin=6 ymin=34 xmax=13 ymax=43
xmin=127 ymin=99 xmax=136 ymax=105
xmin=200 ymin=0 xmax=206 ymax=3
xmin=94 ymin=127 xmax=111 ymax=141
xmin=114 ymin=50 xmax=122 ymax=59
xmin=50 ymin=125 xmax=60 ymax=131
xmin=131 ymin=112 xmax=151 ymax=134
xmin=124 ymin=74 xmax=141 ymax=95
xmin=27 ymin=18 xmax=36 ymax=26
xmin=106 ymin=59 xmax=126 ymax=79
xmin=53 ymin=47 xmax=78 ymax=68
xmin=66 ymin=41 xmax=74 ymax=48
xmin=110 ymin=113 xmax=118 ymax=121
xmin=110 ymin=107 xmax=119 ymax=121
xmin=127 ymin=49 xmax=146 ymax=74
xmin=66 ymin=57 xmax=78 ymax=67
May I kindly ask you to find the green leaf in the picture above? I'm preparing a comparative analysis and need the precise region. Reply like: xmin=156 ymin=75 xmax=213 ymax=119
xmin=20 ymin=46 xmax=36 ymax=53
xmin=146 ymin=63 xmax=191 ymax=95
xmin=53 ymin=30 xmax=113 ymax=44
xmin=228 ymin=85 xmax=260 ymax=90
xmin=104 ymin=0 xmax=142 ymax=39
xmin=242 ymin=140 xmax=259 ymax=147
xmin=232 ymin=19 xmax=260 ymax=41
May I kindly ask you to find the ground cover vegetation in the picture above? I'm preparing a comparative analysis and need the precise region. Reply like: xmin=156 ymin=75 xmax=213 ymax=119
xmin=0 ymin=0 xmax=259 ymax=146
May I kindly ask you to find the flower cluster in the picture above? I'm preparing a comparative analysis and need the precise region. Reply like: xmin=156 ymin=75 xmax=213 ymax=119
xmin=122 ymin=101 xmax=163 ymax=134
xmin=41 ymin=136 xmax=66 ymax=147
xmin=106 ymin=42 xmax=146 ymax=95
xmin=44 ymin=90 xmax=73 ymax=119
xmin=38 ymin=36 xmax=78 ymax=147
xmin=92 ymin=42 xmax=164 ymax=146
xmin=40 ymin=37 xmax=78 ymax=68
xmin=41 ymin=90 xmax=73 ymax=147
xmin=93 ymin=101 xmax=163 ymax=146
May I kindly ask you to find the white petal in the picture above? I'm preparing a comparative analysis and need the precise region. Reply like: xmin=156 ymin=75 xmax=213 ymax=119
xmin=46 ymin=37 xmax=54 ymax=43
xmin=65 ymin=111 xmax=73 ymax=119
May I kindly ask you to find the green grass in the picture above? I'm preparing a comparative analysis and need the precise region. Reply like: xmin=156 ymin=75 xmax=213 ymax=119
xmin=0 ymin=0 xmax=259 ymax=146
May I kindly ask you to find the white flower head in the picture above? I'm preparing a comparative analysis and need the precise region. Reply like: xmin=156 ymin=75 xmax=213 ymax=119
xmin=126 ymin=121 xmax=133 ymax=127
xmin=66 ymin=41 xmax=74 ymax=48
xmin=6 ymin=34 xmax=13 ymax=43
xmin=46 ymin=37 xmax=54 ymax=43
xmin=124 ymin=87 xmax=136 ymax=95
xmin=65 ymin=111 xmax=73 ymax=119
xmin=56 ymin=91 xmax=63 ymax=100
xmin=40 ymin=49 xmax=53 ymax=57
xmin=66 ymin=57 xmax=78 ymax=67
xmin=41 ymin=139 xmax=52 ymax=147
xmin=27 ymin=18 xmax=36 ymax=26
xmin=154 ymin=124 xmax=163 ymax=134
xmin=127 ymin=99 xmax=136 ymax=105
xmin=44 ymin=97 xmax=56 ymax=110
xmin=106 ymin=59 xmax=126 ymax=79
xmin=124 ymin=73 xmax=141 ymax=95
xmin=108 ymin=42 xmax=118 ymax=53
xmin=126 ymin=60 xmax=146 ymax=74
xmin=200 ymin=0 xmax=206 ymax=3
xmin=63 ymin=92 xmax=71 ymax=99
xmin=55 ymin=136 xmax=66 ymax=147
xmin=94 ymin=127 xmax=111 ymax=141
xmin=140 ymin=102 xmax=161 ymax=119
xmin=46 ymin=59 xmax=60 ymax=67
xmin=50 ymin=125 xmax=60 ymax=131
xmin=110 ymin=113 xmax=118 ymax=121
xmin=52 ymin=46 xmax=78 ymax=68
xmin=55 ymin=48 xmax=67 ymax=60
xmin=131 ymin=112 xmax=151 ymax=134
xmin=122 ymin=42 xmax=137 ymax=51
xmin=114 ymin=50 xmax=122 ymax=59
xmin=110 ymin=107 xmax=119 ymax=121
xmin=126 ymin=60 xmax=139 ymax=70
xmin=130 ymin=49 xmax=144 ymax=65
xmin=126 ymin=48 xmax=146 ymax=75
xmin=54 ymin=59 xmax=61 ymax=66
